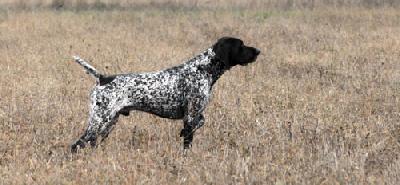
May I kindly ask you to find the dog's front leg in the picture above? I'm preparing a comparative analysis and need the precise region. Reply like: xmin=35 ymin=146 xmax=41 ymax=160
xmin=180 ymin=114 xmax=204 ymax=149
xmin=180 ymin=90 xmax=210 ymax=149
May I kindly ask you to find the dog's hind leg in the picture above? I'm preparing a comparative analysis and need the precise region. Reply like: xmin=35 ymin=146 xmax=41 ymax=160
xmin=71 ymin=130 xmax=97 ymax=153
xmin=71 ymin=109 xmax=119 ymax=153
xmin=71 ymin=112 xmax=104 ymax=153
xmin=99 ymin=112 xmax=120 ymax=142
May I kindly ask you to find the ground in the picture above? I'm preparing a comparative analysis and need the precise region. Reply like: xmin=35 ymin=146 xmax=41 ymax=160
xmin=0 ymin=1 xmax=400 ymax=184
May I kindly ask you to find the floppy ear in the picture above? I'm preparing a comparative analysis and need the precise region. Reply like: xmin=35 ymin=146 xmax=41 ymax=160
xmin=213 ymin=41 xmax=231 ymax=66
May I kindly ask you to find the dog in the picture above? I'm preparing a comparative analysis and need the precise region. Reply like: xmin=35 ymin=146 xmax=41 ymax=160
xmin=71 ymin=37 xmax=260 ymax=152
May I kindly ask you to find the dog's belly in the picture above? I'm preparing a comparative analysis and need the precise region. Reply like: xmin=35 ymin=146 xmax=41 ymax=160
xmin=123 ymin=89 xmax=186 ymax=119
xmin=122 ymin=101 xmax=184 ymax=119
xmin=139 ymin=105 xmax=184 ymax=119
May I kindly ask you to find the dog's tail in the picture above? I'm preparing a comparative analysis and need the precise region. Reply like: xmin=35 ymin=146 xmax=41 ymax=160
xmin=73 ymin=56 xmax=103 ymax=79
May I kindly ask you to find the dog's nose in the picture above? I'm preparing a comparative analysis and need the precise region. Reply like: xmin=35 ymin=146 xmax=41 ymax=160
xmin=255 ymin=48 xmax=260 ymax=55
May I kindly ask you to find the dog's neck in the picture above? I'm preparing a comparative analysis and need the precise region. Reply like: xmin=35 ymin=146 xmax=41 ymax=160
xmin=185 ymin=48 xmax=230 ymax=86
xmin=208 ymin=56 xmax=229 ymax=87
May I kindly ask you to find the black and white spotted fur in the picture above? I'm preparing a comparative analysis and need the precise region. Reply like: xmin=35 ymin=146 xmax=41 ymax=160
xmin=71 ymin=37 xmax=260 ymax=152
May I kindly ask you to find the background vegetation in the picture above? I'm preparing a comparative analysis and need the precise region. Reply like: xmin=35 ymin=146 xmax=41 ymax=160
xmin=0 ymin=0 xmax=399 ymax=184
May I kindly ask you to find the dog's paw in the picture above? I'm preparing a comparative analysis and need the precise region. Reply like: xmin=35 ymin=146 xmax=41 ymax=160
xmin=71 ymin=139 xmax=85 ymax=153
xmin=183 ymin=142 xmax=192 ymax=149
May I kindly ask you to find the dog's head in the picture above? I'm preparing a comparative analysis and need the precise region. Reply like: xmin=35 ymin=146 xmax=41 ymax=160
xmin=212 ymin=37 xmax=260 ymax=67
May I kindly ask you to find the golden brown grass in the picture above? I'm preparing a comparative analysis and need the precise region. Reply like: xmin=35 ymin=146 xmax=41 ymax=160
xmin=1 ymin=1 xmax=400 ymax=184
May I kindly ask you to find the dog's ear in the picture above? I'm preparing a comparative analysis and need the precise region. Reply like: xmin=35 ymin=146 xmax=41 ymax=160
xmin=212 ymin=38 xmax=231 ymax=66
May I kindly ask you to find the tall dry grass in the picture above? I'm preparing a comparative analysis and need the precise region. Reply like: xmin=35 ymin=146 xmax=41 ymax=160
xmin=1 ymin=0 xmax=400 ymax=10
xmin=0 ymin=1 xmax=400 ymax=184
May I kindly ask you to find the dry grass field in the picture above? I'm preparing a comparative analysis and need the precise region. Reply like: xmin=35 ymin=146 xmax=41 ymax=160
xmin=1 ymin=0 xmax=400 ymax=184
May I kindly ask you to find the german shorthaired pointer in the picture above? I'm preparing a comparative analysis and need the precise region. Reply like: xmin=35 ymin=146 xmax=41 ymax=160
xmin=71 ymin=37 xmax=260 ymax=152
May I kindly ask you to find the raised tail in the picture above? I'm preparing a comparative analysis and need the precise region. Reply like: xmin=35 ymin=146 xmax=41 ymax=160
xmin=73 ymin=56 xmax=103 ymax=79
